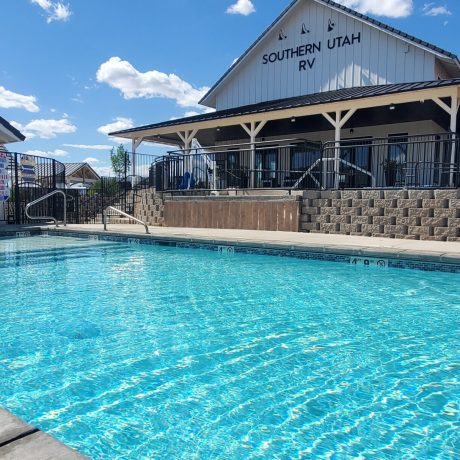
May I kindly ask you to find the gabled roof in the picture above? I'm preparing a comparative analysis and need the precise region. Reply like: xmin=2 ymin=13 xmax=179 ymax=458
xmin=0 ymin=116 xmax=26 ymax=143
xmin=200 ymin=0 xmax=460 ymax=107
xmin=64 ymin=162 xmax=100 ymax=179
xmin=112 ymin=78 xmax=460 ymax=136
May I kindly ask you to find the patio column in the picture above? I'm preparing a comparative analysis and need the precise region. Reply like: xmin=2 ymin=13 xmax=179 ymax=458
xmin=177 ymin=129 xmax=198 ymax=186
xmin=241 ymin=121 xmax=267 ymax=188
xmin=323 ymin=109 xmax=356 ymax=189
xmin=433 ymin=93 xmax=459 ymax=186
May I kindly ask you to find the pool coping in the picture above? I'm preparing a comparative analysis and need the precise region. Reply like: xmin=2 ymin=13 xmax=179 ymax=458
xmin=40 ymin=226 xmax=460 ymax=273
xmin=0 ymin=408 xmax=87 ymax=459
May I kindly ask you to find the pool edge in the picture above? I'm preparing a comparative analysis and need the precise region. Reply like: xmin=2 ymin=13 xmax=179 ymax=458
xmin=42 ymin=227 xmax=460 ymax=273
xmin=0 ymin=408 xmax=87 ymax=459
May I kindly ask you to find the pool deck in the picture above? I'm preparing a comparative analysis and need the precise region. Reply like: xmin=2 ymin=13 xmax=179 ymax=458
xmin=0 ymin=409 xmax=86 ymax=459
xmin=42 ymin=224 xmax=460 ymax=264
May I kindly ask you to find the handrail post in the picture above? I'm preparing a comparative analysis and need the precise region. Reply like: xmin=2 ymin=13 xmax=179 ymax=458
xmin=103 ymin=206 xmax=149 ymax=234
xmin=25 ymin=190 xmax=67 ymax=227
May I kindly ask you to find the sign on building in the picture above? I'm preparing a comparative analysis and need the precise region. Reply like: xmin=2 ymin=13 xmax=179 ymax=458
xmin=0 ymin=151 xmax=10 ymax=202
xmin=20 ymin=155 xmax=36 ymax=184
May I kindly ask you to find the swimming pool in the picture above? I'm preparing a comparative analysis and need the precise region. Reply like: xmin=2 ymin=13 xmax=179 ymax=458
xmin=1 ymin=235 xmax=459 ymax=459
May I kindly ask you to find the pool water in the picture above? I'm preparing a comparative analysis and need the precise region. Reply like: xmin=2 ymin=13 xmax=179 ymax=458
xmin=0 ymin=235 xmax=459 ymax=459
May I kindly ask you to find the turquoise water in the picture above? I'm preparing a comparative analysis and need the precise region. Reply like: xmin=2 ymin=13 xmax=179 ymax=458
xmin=0 ymin=235 xmax=459 ymax=459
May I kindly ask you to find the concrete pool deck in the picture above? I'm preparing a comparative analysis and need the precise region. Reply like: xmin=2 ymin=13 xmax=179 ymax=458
xmin=41 ymin=224 xmax=460 ymax=264
xmin=0 ymin=409 xmax=86 ymax=459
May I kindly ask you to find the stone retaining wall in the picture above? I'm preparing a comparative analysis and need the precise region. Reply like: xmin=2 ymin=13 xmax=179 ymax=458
xmin=301 ymin=189 xmax=460 ymax=241
xmin=132 ymin=189 xmax=164 ymax=226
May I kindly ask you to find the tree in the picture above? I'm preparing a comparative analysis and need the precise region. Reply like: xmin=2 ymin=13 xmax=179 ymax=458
xmin=110 ymin=144 xmax=131 ymax=179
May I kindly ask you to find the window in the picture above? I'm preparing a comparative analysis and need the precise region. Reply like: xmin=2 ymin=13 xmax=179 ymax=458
xmin=386 ymin=133 xmax=408 ymax=186
xmin=388 ymin=134 xmax=408 ymax=163
xmin=340 ymin=137 xmax=372 ymax=188
xmin=255 ymin=147 xmax=278 ymax=187
xmin=226 ymin=150 xmax=240 ymax=187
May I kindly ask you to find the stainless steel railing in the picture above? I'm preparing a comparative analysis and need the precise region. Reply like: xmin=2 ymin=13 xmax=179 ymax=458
xmin=103 ymin=206 xmax=150 ymax=234
xmin=25 ymin=190 xmax=67 ymax=227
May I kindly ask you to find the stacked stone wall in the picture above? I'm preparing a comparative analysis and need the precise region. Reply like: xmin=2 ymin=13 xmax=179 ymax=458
xmin=301 ymin=189 xmax=460 ymax=241
xmin=133 ymin=189 xmax=164 ymax=226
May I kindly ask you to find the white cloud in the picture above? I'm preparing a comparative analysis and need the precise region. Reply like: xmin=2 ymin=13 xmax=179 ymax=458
xmin=31 ymin=0 xmax=72 ymax=23
xmin=97 ymin=117 xmax=134 ymax=145
xmin=96 ymin=57 xmax=209 ymax=108
xmin=93 ymin=166 xmax=114 ymax=177
xmin=25 ymin=149 xmax=69 ymax=158
xmin=11 ymin=118 xmax=77 ymax=139
xmin=423 ymin=3 xmax=451 ymax=16
xmin=335 ymin=0 xmax=413 ymax=18
xmin=0 ymin=86 xmax=39 ymax=112
xmin=97 ymin=117 xmax=133 ymax=136
xmin=226 ymin=0 xmax=256 ymax=16
xmin=83 ymin=157 xmax=99 ymax=164
xmin=63 ymin=143 xmax=112 ymax=150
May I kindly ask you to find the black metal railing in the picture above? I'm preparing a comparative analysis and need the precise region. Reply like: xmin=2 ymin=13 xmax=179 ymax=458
xmin=149 ymin=140 xmax=322 ymax=191
xmin=0 ymin=152 xmax=66 ymax=224
xmin=146 ymin=134 xmax=459 ymax=192
xmin=321 ymin=133 xmax=460 ymax=189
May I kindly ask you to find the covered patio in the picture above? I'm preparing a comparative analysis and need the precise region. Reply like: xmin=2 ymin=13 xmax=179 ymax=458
xmin=111 ymin=79 xmax=460 ymax=192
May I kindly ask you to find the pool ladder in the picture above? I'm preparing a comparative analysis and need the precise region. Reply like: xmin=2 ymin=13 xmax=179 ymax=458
xmin=103 ymin=206 xmax=150 ymax=234
xmin=25 ymin=190 xmax=67 ymax=227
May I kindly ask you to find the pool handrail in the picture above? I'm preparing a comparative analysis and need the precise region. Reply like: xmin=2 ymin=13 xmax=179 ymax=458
xmin=25 ymin=190 xmax=67 ymax=227
xmin=103 ymin=206 xmax=150 ymax=234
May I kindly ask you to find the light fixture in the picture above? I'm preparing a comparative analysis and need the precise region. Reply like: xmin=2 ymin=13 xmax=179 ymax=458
xmin=216 ymin=127 xmax=221 ymax=132
xmin=291 ymin=117 xmax=296 ymax=122
xmin=350 ymin=128 xmax=354 ymax=134
xmin=389 ymin=105 xmax=396 ymax=111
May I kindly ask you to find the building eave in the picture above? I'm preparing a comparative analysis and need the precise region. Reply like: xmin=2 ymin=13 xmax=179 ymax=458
xmin=112 ymin=79 xmax=460 ymax=141
xmin=0 ymin=116 xmax=26 ymax=144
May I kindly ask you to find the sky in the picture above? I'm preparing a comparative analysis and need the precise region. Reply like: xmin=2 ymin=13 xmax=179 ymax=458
xmin=1 ymin=0 xmax=458 ymax=176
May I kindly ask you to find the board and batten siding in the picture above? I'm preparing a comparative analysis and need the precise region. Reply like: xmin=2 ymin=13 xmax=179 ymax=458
xmin=214 ymin=1 xmax=435 ymax=110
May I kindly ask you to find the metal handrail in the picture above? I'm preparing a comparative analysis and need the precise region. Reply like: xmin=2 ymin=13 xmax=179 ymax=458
xmin=103 ymin=206 xmax=150 ymax=234
xmin=25 ymin=190 xmax=67 ymax=227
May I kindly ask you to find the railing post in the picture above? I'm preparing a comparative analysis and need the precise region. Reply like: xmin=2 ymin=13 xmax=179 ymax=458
xmin=52 ymin=159 xmax=57 ymax=222
xmin=14 ymin=153 xmax=21 ymax=224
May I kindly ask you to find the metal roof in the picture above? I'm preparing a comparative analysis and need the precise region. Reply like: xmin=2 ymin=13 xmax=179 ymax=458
xmin=199 ymin=0 xmax=460 ymax=106
xmin=64 ymin=162 xmax=100 ymax=179
xmin=0 ymin=116 xmax=26 ymax=142
xmin=111 ymin=78 xmax=460 ymax=136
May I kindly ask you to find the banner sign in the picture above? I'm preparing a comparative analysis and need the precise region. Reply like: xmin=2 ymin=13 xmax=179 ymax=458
xmin=20 ymin=155 xmax=37 ymax=184
xmin=0 ymin=151 xmax=10 ymax=202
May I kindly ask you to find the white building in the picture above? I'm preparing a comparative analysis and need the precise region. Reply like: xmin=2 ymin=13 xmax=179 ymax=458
xmin=111 ymin=0 xmax=460 ymax=191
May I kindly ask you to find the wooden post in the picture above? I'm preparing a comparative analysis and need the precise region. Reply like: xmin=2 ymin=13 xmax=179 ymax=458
xmin=241 ymin=121 xmax=267 ymax=188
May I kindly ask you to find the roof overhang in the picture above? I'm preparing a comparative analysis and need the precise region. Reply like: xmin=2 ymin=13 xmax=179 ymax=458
xmin=110 ymin=80 xmax=460 ymax=144
xmin=0 ymin=116 xmax=26 ymax=144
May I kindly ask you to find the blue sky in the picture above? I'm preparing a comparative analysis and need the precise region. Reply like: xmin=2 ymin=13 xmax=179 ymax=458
xmin=1 ymin=0 xmax=458 ymax=175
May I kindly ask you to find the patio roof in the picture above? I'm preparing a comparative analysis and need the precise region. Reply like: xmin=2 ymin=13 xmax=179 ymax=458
xmin=110 ymin=79 xmax=460 ymax=143
xmin=0 ymin=116 xmax=26 ymax=144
